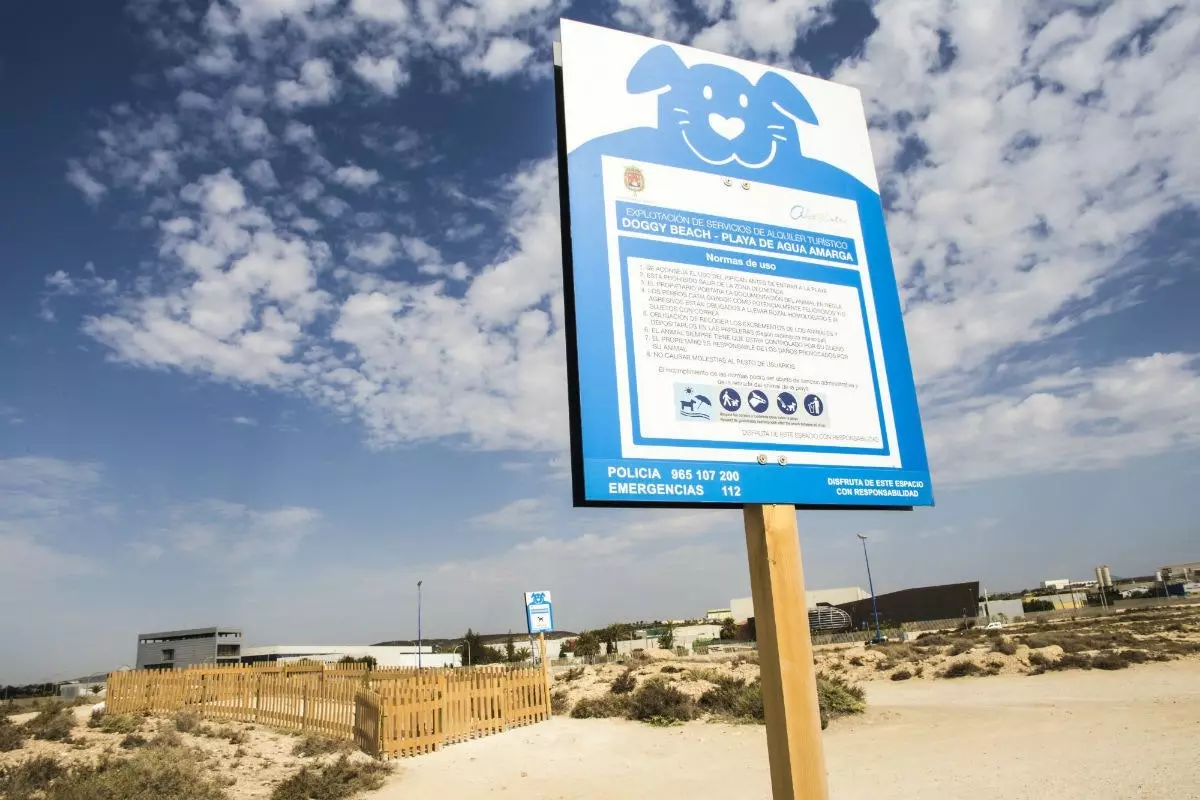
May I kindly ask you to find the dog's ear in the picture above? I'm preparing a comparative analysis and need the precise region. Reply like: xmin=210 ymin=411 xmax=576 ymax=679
xmin=756 ymin=71 xmax=819 ymax=125
xmin=627 ymin=44 xmax=688 ymax=94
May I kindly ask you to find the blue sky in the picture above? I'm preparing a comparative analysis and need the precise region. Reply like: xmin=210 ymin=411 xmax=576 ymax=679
xmin=2 ymin=0 xmax=1198 ymax=684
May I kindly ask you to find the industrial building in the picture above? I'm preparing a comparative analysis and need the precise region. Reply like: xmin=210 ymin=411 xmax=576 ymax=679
xmin=1161 ymin=562 xmax=1200 ymax=583
xmin=835 ymin=581 xmax=981 ymax=629
xmin=136 ymin=627 xmax=243 ymax=670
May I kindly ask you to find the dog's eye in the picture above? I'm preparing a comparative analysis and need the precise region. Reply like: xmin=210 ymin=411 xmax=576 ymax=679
xmin=703 ymin=85 xmax=713 ymax=100
xmin=739 ymin=94 xmax=748 ymax=108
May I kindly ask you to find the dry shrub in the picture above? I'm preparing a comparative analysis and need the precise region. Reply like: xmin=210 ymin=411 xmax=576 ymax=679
xmin=216 ymin=727 xmax=246 ymax=745
xmin=697 ymin=677 xmax=763 ymax=722
xmin=948 ymin=642 xmax=973 ymax=657
xmin=560 ymin=667 xmax=585 ymax=683
xmin=292 ymin=736 xmax=354 ymax=758
xmin=43 ymin=747 xmax=228 ymax=800
xmin=685 ymin=668 xmax=727 ymax=684
xmin=0 ymin=717 xmax=24 ymax=752
xmin=610 ymin=668 xmax=637 ymax=695
xmin=271 ymin=756 xmax=390 ymax=800
xmin=992 ymin=638 xmax=1018 ymax=656
xmin=941 ymin=661 xmax=983 ymax=678
xmin=25 ymin=708 xmax=74 ymax=742
xmin=848 ymin=656 xmax=864 ymax=667
xmin=659 ymin=665 xmax=684 ymax=674
xmin=569 ymin=695 xmax=629 ymax=719
xmin=916 ymin=633 xmax=953 ymax=646
xmin=1092 ymin=652 xmax=1133 ymax=671
xmin=149 ymin=727 xmax=183 ymax=749
xmin=95 ymin=714 xmax=140 ymax=735
xmin=119 ymin=734 xmax=148 ymax=749
xmin=172 ymin=711 xmax=202 ymax=733
xmin=550 ymin=690 xmax=571 ymax=716
xmin=0 ymin=754 xmax=66 ymax=800
xmin=627 ymin=679 xmax=696 ymax=724
xmin=890 ymin=669 xmax=913 ymax=681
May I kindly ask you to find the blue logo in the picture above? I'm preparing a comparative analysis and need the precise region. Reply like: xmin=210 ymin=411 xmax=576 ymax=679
xmin=804 ymin=394 xmax=825 ymax=417
xmin=719 ymin=388 xmax=741 ymax=411
xmin=529 ymin=592 xmax=547 ymax=605
xmin=747 ymin=390 xmax=769 ymax=413
xmin=777 ymin=392 xmax=798 ymax=415
xmin=627 ymin=45 xmax=819 ymax=170
xmin=674 ymin=384 xmax=714 ymax=421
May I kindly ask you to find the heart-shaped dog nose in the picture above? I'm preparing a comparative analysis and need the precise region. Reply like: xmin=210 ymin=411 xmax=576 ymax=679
xmin=708 ymin=113 xmax=745 ymax=141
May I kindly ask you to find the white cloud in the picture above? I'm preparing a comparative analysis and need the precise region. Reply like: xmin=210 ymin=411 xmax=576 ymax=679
xmin=66 ymin=160 xmax=107 ymax=205
xmin=231 ymin=415 xmax=258 ymax=426
xmin=350 ymin=0 xmax=409 ymax=24
xmin=244 ymin=158 xmax=279 ymax=189
xmin=349 ymin=232 xmax=400 ymax=267
xmin=284 ymin=121 xmax=318 ymax=149
xmin=0 ymin=534 xmax=98 ymax=579
xmin=275 ymin=58 xmax=339 ymax=109
xmin=352 ymin=54 xmax=408 ymax=95
xmin=468 ymin=37 xmax=535 ymax=78
xmin=158 ymin=500 xmax=322 ymax=563
xmin=927 ymin=353 xmax=1200 ymax=484
xmin=224 ymin=107 xmax=273 ymax=151
xmin=332 ymin=163 xmax=382 ymax=190
xmin=177 ymin=90 xmax=215 ymax=110
xmin=470 ymin=497 xmax=552 ymax=531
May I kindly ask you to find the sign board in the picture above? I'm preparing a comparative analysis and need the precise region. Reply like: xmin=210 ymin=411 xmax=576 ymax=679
xmin=524 ymin=591 xmax=554 ymax=634
xmin=556 ymin=20 xmax=933 ymax=509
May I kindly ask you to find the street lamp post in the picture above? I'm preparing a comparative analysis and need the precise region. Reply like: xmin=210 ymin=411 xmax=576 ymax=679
xmin=857 ymin=534 xmax=884 ymax=644
xmin=417 ymin=580 xmax=423 ymax=670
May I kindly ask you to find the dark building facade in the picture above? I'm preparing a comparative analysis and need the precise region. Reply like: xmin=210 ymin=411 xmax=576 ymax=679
xmin=836 ymin=581 xmax=980 ymax=629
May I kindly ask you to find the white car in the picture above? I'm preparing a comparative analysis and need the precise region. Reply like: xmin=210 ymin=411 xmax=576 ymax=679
xmin=984 ymin=621 xmax=1004 ymax=630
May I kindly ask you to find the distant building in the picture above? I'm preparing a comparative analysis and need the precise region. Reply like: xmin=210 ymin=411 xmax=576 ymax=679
xmin=1025 ymin=591 xmax=1089 ymax=610
xmin=241 ymin=644 xmax=456 ymax=668
xmin=1161 ymin=562 xmax=1200 ymax=583
xmin=706 ymin=609 xmax=732 ymax=622
xmin=836 ymin=581 xmax=981 ymax=629
xmin=978 ymin=599 xmax=1024 ymax=622
xmin=1042 ymin=579 xmax=1070 ymax=590
xmin=136 ymin=627 xmax=242 ymax=670
xmin=727 ymin=587 xmax=869 ymax=624
xmin=59 ymin=681 xmax=105 ymax=700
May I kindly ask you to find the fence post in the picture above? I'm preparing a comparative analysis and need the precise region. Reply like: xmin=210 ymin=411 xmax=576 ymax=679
xmin=539 ymin=634 xmax=551 ymax=720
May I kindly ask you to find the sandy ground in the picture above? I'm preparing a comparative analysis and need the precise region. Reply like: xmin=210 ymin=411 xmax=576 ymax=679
xmin=375 ymin=660 xmax=1200 ymax=800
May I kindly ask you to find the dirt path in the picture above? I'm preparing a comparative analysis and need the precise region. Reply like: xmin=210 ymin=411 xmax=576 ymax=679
xmin=372 ymin=661 xmax=1200 ymax=799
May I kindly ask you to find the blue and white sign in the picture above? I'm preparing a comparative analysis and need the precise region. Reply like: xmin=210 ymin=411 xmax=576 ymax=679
xmin=556 ymin=20 xmax=933 ymax=509
xmin=524 ymin=591 xmax=554 ymax=634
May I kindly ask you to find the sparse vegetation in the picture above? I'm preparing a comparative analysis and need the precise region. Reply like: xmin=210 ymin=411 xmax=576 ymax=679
xmin=941 ymin=661 xmax=984 ymax=678
xmin=698 ymin=677 xmax=764 ymax=722
xmin=816 ymin=674 xmax=866 ymax=727
xmin=293 ymin=735 xmax=354 ymax=758
xmin=44 ymin=747 xmax=229 ymax=800
xmin=627 ymin=679 xmax=695 ymax=724
xmin=891 ymin=669 xmax=913 ymax=681
xmin=0 ymin=717 xmax=24 ymax=752
xmin=91 ymin=713 xmax=140 ymax=735
xmin=172 ymin=710 xmax=202 ymax=733
xmin=25 ymin=708 xmax=74 ymax=742
xmin=570 ymin=695 xmax=630 ymax=719
xmin=119 ymin=734 xmax=148 ymax=749
xmin=948 ymin=641 xmax=973 ymax=656
xmin=992 ymin=638 xmax=1019 ymax=656
xmin=610 ymin=668 xmax=637 ymax=695
xmin=271 ymin=755 xmax=390 ymax=800
xmin=0 ymin=754 xmax=66 ymax=800
xmin=560 ymin=666 xmax=585 ymax=682
xmin=660 ymin=665 xmax=684 ymax=674
xmin=550 ymin=690 xmax=571 ymax=715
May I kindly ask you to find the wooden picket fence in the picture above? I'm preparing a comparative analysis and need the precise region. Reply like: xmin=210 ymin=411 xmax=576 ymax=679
xmin=106 ymin=663 xmax=550 ymax=759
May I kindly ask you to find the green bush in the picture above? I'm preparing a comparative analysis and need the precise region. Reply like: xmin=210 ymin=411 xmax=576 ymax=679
xmin=816 ymin=674 xmax=866 ymax=726
xmin=0 ymin=754 xmax=66 ymax=800
xmin=43 ymin=748 xmax=228 ymax=800
xmin=569 ymin=694 xmax=629 ymax=719
xmin=25 ymin=709 xmax=74 ymax=741
xmin=610 ymin=669 xmax=637 ymax=695
xmin=95 ymin=714 xmax=140 ymax=735
xmin=697 ymin=677 xmax=764 ymax=722
xmin=271 ymin=755 xmax=390 ymax=800
xmin=627 ymin=679 xmax=695 ymax=724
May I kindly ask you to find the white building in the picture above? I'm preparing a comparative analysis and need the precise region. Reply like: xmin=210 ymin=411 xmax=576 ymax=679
xmin=1042 ymin=578 xmax=1070 ymax=590
xmin=728 ymin=588 xmax=869 ymax=623
xmin=241 ymin=645 xmax=457 ymax=668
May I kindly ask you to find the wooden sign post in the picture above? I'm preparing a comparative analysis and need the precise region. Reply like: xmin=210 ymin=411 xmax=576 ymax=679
xmin=744 ymin=504 xmax=829 ymax=800
xmin=538 ymin=632 xmax=552 ymax=718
